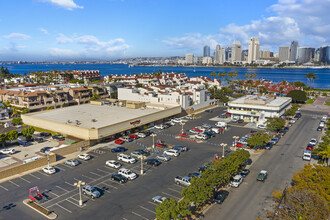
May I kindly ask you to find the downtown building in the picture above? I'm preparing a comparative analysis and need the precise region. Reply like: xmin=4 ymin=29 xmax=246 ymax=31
xmin=279 ymin=46 xmax=290 ymax=62
xmin=297 ymin=47 xmax=315 ymax=64
xmin=319 ymin=45 xmax=330 ymax=64
xmin=289 ymin=41 xmax=298 ymax=62
xmin=203 ymin=45 xmax=210 ymax=57
xmin=248 ymin=37 xmax=260 ymax=63
xmin=231 ymin=40 xmax=242 ymax=64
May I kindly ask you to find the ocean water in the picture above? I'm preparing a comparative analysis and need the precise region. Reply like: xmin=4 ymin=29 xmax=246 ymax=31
xmin=3 ymin=64 xmax=330 ymax=88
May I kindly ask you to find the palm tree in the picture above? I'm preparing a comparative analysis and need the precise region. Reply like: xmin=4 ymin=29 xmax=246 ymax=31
xmin=245 ymin=73 xmax=249 ymax=80
xmin=210 ymin=71 xmax=216 ymax=79
xmin=305 ymin=72 xmax=317 ymax=88
xmin=318 ymin=146 xmax=330 ymax=166
xmin=279 ymin=86 xmax=284 ymax=96
xmin=233 ymin=72 xmax=238 ymax=80
xmin=252 ymin=73 xmax=257 ymax=79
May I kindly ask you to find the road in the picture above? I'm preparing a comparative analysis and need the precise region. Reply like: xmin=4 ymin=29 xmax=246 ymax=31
xmin=204 ymin=110 xmax=323 ymax=220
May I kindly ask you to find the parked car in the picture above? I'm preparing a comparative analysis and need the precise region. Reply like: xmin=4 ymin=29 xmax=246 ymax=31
xmin=240 ymin=169 xmax=250 ymax=178
xmin=136 ymin=149 xmax=151 ymax=156
xmin=40 ymin=132 xmax=51 ymax=137
xmin=0 ymin=149 xmax=15 ymax=154
xmin=145 ymin=158 xmax=161 ymax=167
xmin=257 ymin=170 xmax=268 ymax=182
xmin=164 ymin=149 xmax=180 ymax=157
xmin=257 ymin=124 xmax=266 ymax=129
xmin=114 ymin=139 xmax=124 ymax=145
xmin=188 ymin=172 xmax=202 ymax=178
xmin=230 ymin=175 xmax=243 ymax=187
xmin=174 ymin=176 xmax=191 ymax=187
xmin=306 ymin=144 xmax=314 ymax=151
xmin=40 ymin=147 xmax=52 ymax=153
xmin=198 ymin=165 xmax=208 ymax=173
xmin=65 ymin=159 xmax=79 ymax=166
xmin=205 ymin=109 xmax=213 ymax=113
xmin=317 ymin=126 xmax=323 ymax=131
xmin=111 ymin=146 xmax=127 ymax=153
xmin=78 ymin=153 xmax=91 ymax=161
xmin=202 ymin=123 xmax=212 ymax=129
xmin=52 ymin=134 xmax=65 ymax=141
xmin=212 ymin=190 xmax=229 ymax=204
xmin=195 ymin=134 xmax=208 ymax=140
xmin=237 ymin=119 xmax=244 ymax=123
xmin=264 ymin=142 xmax=273 ymax=150
xmin=156 ymin=154 xmax=171 ymax=162
xmin=106 ymin=160 xmax=122 ymax=169
xmin=118 ymin=168 xmax=137 ymax=180
xmin=219 ymin=113 xmax=229 ymax=118
xmin=309 ymin=138 xmax=317 ymax=146
xmin=166 ymin=121 xmax=175 ymax=126
xmin=211 ymin=127 xmax=220 ymax=134
xmin=171 ymin=118 xmax=183 ymax=123
xmin=152 ymin=196 xmax=168 ymax=203
xmin=121 ymin=136 xmax=133 ymax=142
xmin=43 ymin=166 xmax=56 ymax=174
xmin=117 ymin=154 xmax=136 ymax=164
xmin=204 ymin=131 xmax=215 ymax=138
xmin=128 ymin=134 xmax=138 ymax=139
xmin=155 ymin=124 xmax=166 ymax=129
xmin=270 ymin=137 xmax=279 ymax=145
xmin=143 ymin=130 xmax=153 ymax=136
xmin=82 ymin=185 xmax=101 ymax=198
xmin=34 ymin=137 xmax=45 ymax=143
xmin=172 ymin=146 xmax=188 ymax=152
xmin=111 ymin=174 xmax=127 ymax=183
xmin=131 ymin=151 xmax=143 ymax=159
xmin=137 ymin=132 xmax=147 ymax=138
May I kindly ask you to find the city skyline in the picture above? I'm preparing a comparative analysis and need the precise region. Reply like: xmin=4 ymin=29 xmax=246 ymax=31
xmin=0 ymin=0 xmax=330 ymax=61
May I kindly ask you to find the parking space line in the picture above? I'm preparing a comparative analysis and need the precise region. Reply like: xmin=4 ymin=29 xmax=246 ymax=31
xmin=82 ymin=194 xmax=95 ymax=201
xmin=122 ymin=218 xmax=128 ymax=220
xmin=101 ymin=181 xmax=118 ymax=189
xmin=139 ymin=205 xmax=156 ymax=214
xmin=19 ymin=176 xmax=31 ymax=183
xmin=132 ymin=211 xmax=150 ymax=220
xmin=89 ymin=172 xmax=102 ymax=177
xmin=9 ymin=180 xmax=20 ymax=187
xmin=29 ymin=173 xmax=40 ymax=180
xmin=97 ymin=168 xmax=109 ymax=174
xmin=65 ymin=181 xmax=73 ymax=187
xmin=162 ymin=192 xmax=180 ymax=200
xmin=69 ymin=196 xmax=78 ymax=202
xmin=0 ymin=185 xmax=9 ymax=191
xmin=66 ymin=198 xmax=84 ymax=208
xmin=104 ymin=166 xmax=117 ymax=170
xmin=148 ymin=201 xmax=157 ymax=206
xmin=61 ymin=163 xmax=74 ymax=168
xmin=49 ymin=191 xmax=59 ymax=197
xmin=56 ymin=185 xmax=69 ymax=192
xmin=37 ymin=171 xmax=49 ymax=176
xmin=168 ymin=187 xmax=181 ymax=193
xmin=55 ymin=166 xmax=65 ymax=171
xmin=82 ymin=175 xmax=94 ymax=181
xmin=56 ymin=203 xmax=72 ymax=213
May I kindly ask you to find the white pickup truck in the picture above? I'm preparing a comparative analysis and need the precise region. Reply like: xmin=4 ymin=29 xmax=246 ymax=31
xmin=174 ymin=176 xmax=191 ymax=187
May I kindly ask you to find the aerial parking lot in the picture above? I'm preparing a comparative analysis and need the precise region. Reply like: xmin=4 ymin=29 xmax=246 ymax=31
xmin=0 ymin=106 xmax=320 ymax=220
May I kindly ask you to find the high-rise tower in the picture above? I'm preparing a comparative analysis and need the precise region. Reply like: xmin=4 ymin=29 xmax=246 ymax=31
xmin=232 ymin=40 xmax=242 ymax=63
xmin=247 ymin=37 xmax=260 ymax=63
xmin=203 ymin=45 xmax=210 ymax=57
xmin=289 ymin=41 xmax=298 ymax=62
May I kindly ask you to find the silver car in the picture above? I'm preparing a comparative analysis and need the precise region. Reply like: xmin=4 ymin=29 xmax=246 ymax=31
xmin=65 ymin=159 xmax=79 ymax=166
xmin=156 ymin=154 xmax=171 ymax=162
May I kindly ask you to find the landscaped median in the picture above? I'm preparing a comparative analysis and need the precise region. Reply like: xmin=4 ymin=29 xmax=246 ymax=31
xmin=23 ymin=199 xmax=57 ymax=219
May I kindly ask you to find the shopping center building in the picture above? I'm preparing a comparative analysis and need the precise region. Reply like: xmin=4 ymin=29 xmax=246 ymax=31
xmin=22 ymin=102 xmax=181 ymax=140
xmin=227 ymin=95 xmax=292 ymax=124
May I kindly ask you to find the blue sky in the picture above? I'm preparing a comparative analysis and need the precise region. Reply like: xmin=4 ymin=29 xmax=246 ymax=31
xmin=0 ymin=0 xmax=329 ymax=61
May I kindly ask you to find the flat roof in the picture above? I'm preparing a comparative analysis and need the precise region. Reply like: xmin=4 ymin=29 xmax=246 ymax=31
xmin=29 ymin=103 xmax=178 ymax=129
xmin=229 ymin=95 xmax=291 ymax=107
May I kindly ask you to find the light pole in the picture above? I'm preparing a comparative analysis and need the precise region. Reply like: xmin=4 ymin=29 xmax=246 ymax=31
xmin=46 ymin=152 xmax=50 ymax=168
xmin=140 ymin=155 xmax=146 ymax=175
xmin=220 ymin=143 xmax=227 ymax=158
xmin=151 ymin=133 xmax=157 ymax=151
xmin=233 ymin=136 xmax=239 ymax=151
xmin=181 ymin=122 xmax=185 ymax=133
xmin=74 ymin=180 xmax=85 ymax=206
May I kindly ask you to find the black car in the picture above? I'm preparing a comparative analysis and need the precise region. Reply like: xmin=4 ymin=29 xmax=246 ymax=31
xmin=136 ymin=149 xmax=151 ymax=156
xmin=237 ymin=119 xmax=244 ymax=123
xmin=145 ymin=158 xmax=161 ymax=167
xmin=111 ymin=147 xmax=127 ymax=153
xmin=52 ymin=134 xmax=65 ymax=141
xmin=188 ymin=172 xmax=202 ymax=178
xmin=35 ymin=137 xmax=45 ymax=143
xmin=198 ymin=166 xmax=208 ymax=173
xmin=295 ymin=113 xmax=301 ymax=118
xmin=204 ymin=131 xmax=215 ymax=138
xmin=111 ymin=174 xmax=127 ymax=183
xmin=250 ymin=130 xmax=257 ymax=134
xmin=240 ymin=169 xmax=250 ymax=177
xmin=279 ymin=130 xmax=286 ymax=136
xmin=283 ymin=127 xmax=289 ymax=131
xmin=213 ymin=190 xmax=229 ymax=204
xmin=205 ymin=110 xmax=213 ymax=113
xmin=317 ymin=126 xmax=323 ymax=131
xmin=40 ymin=147 xmax=52 ymax=153
xmin=40 ymin=132 xmax=51 ymax=137
xmin=143 ymin=130 xmax=153 ymax=136
xmin=172 ymin=146 xmax=188 ymax=152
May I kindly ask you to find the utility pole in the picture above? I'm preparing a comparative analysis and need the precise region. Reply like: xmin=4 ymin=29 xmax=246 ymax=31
xmin=74 ymin=180 xmax=86 ymax=206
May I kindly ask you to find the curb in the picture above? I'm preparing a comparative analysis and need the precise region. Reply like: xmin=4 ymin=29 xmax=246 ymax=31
xmin=23 ymin=199 xmax=57 ymax=219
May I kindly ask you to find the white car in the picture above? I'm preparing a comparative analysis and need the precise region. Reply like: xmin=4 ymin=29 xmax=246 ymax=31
xmin=118 ymin=168 xmax=137 ymax=180
xmin=164 ymin=149 xmax=180 ymax=157
xmin=152 ymin=196 xmax=168 ymax=203
xmin=43 ymin=166 xmax=56 ymax=174
xmin=78 ymin=154 xmax=91 ymax=161
xmin=155 ymin=124 xmax=166 ymax=129
xmin=137 ymin=132 xmax=146 ymax=138
xmin=319 ymin=121 xmax=325 ymax=127
xmin=230 ymin=175 xmax=243 ymax=187
xmin=309 ymin=138 xmax=318 ymax=146
xmin=65 ymin=159 xmax=79 ymax=166
xmin=321 ymin=115 xmax=327 ymax=121
xmin=0 ymin=149 xmax=15 ymax=154
xmin=106 ymin=160 xmax=121 ymax=169
xmin=117 ymin=153 xmax=137 ymax=164
xmin=171 ymin=118 xmax=183 ymax=123
xmin=195 ymin=134 xmax=208 ymax=140
xmin=211 ymin=128 xmax=220 ymax=134
xmin=156 ymin=154 xmax=171 ymax=162
xmin=290 ymin=119 xmax=296 ymax=124
xmin=257 ymin=124 xmax=266 ymax=129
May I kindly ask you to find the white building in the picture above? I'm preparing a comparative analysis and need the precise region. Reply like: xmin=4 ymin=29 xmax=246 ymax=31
xmin=227 ymin=95 xmax=291 ymax=125
xmin=279 ymin=46 xmax=290 ymax=62
xmin=214 ymin=45 xmax=222 ymax=64
xmin=185 ymin=54 xmax=194 ymax=64
xmin=202 ymin=56 xmax=213 ymax=65
xmin=248 ymin=37 xmax=260 ymax=64
xmin=232 ymin=40 xmax=242 ymax=63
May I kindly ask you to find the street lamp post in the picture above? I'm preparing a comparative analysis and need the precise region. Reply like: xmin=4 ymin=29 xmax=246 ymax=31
xmin=233 ymin=136 xmax=239 ymax=151
xmin=181 ymin=123 xmax=185 ymax=133
xmin=140 ymin=155 xmax=146 ymax=175
xmin=74 ymin=180 xmax=86 ymax=206
xmin=220 ymin=143 xmax=227 ymax=158
xmin=151 ymin=133 xmax=157 ymax=151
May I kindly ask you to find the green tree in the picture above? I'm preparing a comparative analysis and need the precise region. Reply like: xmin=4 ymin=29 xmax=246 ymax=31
xmin=156 ymin=198 xmax=180 ymax=220
xmin=89 ymin=94 xmax=100 ymax=101
xmin=287 ymin=90 xmax=307 ymax=103
xmin=0 ymin=133 xmax=7 ymax=147
xmin=110 ymin=91 xmax=118 ymax=99
xmin=181 ymin=177 xmax=213 ymax=207
xmin=22 ymin=127 xmax=35 ymax=141
xmin=6 ymin=130 xmax=18 ymax=142
xmin=293 ymin=81 xmax=306 ymax=88
xmin=246 ymin=131 xmax=270 ymax=148
xmin=210 ymin=71 xmax=216 ymax=79
xmin=12 ymin=118 xmax=23 ymax=125
xmin=266 ymin=117 xmax=285 ymax=132
xmin=135 ymin=83 xmax=143 ymax=88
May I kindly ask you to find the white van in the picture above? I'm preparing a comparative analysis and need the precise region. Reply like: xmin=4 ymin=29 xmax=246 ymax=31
xmin=302 ymin=150 xmax=311 ymax=161
xmin=215 ymin=122 xmax=227 ymax=128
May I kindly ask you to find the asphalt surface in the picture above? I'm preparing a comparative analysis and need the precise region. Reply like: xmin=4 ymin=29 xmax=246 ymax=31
xmin=0 ymin=107 xmax=255 ymax=220
xmin=204 ymin=110 xmax=324 ymax=220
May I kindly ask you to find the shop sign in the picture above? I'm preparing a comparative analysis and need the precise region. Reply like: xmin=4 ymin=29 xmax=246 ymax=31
xmin=130 ymin=120 xmax=141 ymax=125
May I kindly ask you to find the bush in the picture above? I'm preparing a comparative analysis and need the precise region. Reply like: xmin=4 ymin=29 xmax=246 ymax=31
xmin=12 ymin=117 xmax=22 ymax=125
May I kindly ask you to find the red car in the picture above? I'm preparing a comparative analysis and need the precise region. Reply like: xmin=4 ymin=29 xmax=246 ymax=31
xmin=128 ymin=134 xmax=138 ymax=139
xmin=306 ymin=144 xmax=314 ymax=151
xmin=192 ymin=127 xmax=203 ymax=133
xmin=115 ymin=139 xmax=124 ymax=144
xmin=179 ymin=133 xmax=188 ymax=137
xmin=156 ymin=140 xmax=167 ymax=148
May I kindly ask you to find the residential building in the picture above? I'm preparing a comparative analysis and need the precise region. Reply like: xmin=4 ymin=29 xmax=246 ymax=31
xmin=260 ymin=50 xmax=271 ymax=59
xmin=248 ymin=37 xmax=260 ymax=63
xmin=289 ymin=41 xmax=298 ymax=62
xmin=225 ymin=47 xmax=232 ymax=62
xmin=319 ymin=45 xmax=330 ymax=64
xmin=203 ymin=45 xmax=210 ymax=57
xmin=214 ymin=45 xmax=222 ymax=64
xmin=185 ymin=54 xmax=194 ymax=64
xmin=297 ymin=47 xmax=315 ymax=64
xmin=279 ymin=46 xmax=290 ymax=62
xmin=232 ymin=40 xmax=242 ymax=63
xmin=202 ymin=57 xmax=213 ymax=65
xmin=227 ymin=95 xmax=291 ymax=125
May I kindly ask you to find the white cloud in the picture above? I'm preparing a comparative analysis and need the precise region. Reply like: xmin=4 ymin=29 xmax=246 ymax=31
xmin=50 ymin=48 xmax=78 ymax=56
xmin=40 ymin=28 xmax=49 ymax=35
xmin=4 ymin=33 xmax=31 ymax=40
xmin=41 ymin=0 xmax=83 ymax=10
xmin=56 ymin=33 xmax=74 ymax=43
